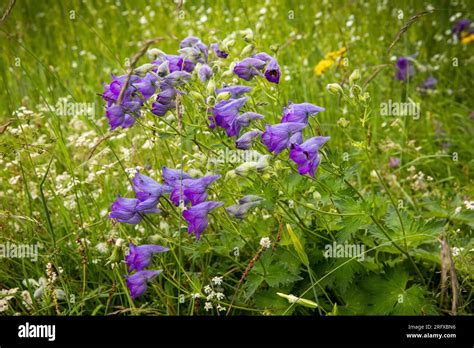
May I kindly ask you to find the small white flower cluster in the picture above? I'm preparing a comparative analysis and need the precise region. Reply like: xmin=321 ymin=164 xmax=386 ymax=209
xmin=259 ymin=237 xmax=271 ymax=250
xmin=202 ymin=276 xmax=226 ymax=312
xmin=451 ymin=247 xmax=464 ymax=257
xmin=0 ymin=288 xmax=19 ymax=313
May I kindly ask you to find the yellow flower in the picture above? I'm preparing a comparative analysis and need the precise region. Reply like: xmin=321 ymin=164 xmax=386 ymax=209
xmin=461 ymin=32 xmax=474 ymax=44
xmin=313 ymin=47 xmax=347 ymax=76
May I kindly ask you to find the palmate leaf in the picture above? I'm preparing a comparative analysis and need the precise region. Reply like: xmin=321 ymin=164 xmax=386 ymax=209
xmin=243 ymin=251 xmax=303 ymax=298
xmin=369 ymin=208 xmax=444 ymax=252
xmin=358 ymin=267 xmax=437 ymax=315
xmin=320 ymin=257 xmax=365 ymax=294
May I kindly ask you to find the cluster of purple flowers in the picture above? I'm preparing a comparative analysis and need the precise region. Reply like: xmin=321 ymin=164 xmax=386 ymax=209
xmin=261 ymin=102 xmax=330 ymax=178
xmin=209 ymin=88 xmax=265 ymax=145
xmin=125 ymin=243 xmax=168 ymax=299
xmin=101 ymin=36 xmax=218 ymax=129
xmin=233 ymin=52 xmax=281 ymax=84
xmin=395 ymin=56 xmax=437 ymax=93
xmin=109 ymin=167 xmax=223 ymax=240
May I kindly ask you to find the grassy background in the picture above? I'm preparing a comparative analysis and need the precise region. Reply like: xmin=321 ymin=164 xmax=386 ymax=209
xmin=0 ymin=0 xmax=473 ymax=315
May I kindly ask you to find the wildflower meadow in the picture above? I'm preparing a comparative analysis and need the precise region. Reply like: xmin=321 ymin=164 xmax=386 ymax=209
xmin=1 ymin=0 xmax=473 ymax=321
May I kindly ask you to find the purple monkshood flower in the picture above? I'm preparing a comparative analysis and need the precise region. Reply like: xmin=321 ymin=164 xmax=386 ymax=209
xmin=199 ymin=64 xmax=213 ymax=82
xmin=289 ymin=136 xmax=330 ymax=178
xmin=395 ymin=57 xmax=414 ymax=81
xmin=281 ymin=102 xmax=325 ymax=124
xmin=236 ymin=130 xmax=263 ymax=150
xmin=180 ymin=36 xmax=208 ymax=63
xmin=252 ymin=52 xmax=272 ymax=62
xmin=233 ymin=58 xmax=266 ymax=81
xmin=161 ymin=166 xmax=192 ymax=188
xmin=126 ymin=270 xmax=162 ymax=300
xmin=226 ymin=196 xmax=262 ymax=219
xmin=389 ymin=157 xmax=401 ymax=168
xmin=264 ymin=58 xmax=281 ymax=84
xmin=133 ymin=73 xmax=159 ymax=100
xmin=211 ymin=97 xmax=248 ymax=136
xmin=132 ymin=172 xmax=168 ymax=211
xmin=211 ymin=43 xmax=229 ymax=58
xmin=182 ymin=201 xmax=224 ymax=240
xmin=419 ymin=76 xmax=437 ymax=92
xmin=153 ymin=55 xmax=195 ymax=73
xmin=239 ymin=195 xmax=263 ymax=204
xmin=452 ymin=19 xmax=472 ymax=38
xmin=151 ymin=87 xmax=181 ymax=116
xmin=106 ymin=101 xmax=141 ymax=130
xmin=125 ymin=243 xmax=169 ymax=272
xmin=159 ymin=71 xmax=192 ymax=90
xmin=226 ymin=202 xmax=260 ymax=219
xmin=216 ymin=85 xmax=252 ymax=98
xmin=261 ymin=122 xmax=307 ymax=156
xmin=170 ymin=174 xmax=221 ymax=206
xmin=102 ymin=74 xmax=141 ymax=106
xmin=108 ymin=195 xmax=159 ymax=225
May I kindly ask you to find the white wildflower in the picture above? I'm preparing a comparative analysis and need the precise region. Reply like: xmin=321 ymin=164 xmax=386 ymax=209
xmin=204 ymin=302 xmax=213 ymax=311
xmin=259 ymin=237 xmax=271 ymax=250
xmin=212 ymin=276 xmax=223 ymax=286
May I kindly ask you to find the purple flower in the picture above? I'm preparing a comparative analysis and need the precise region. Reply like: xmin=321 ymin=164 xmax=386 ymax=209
xmin=212 ymin=97 xmax=248 ymax=136
xmin=108 ymin=195 xmax=159 ymax=224
xmin=395 ymin=57 xmax=414 ymax=81
xmin=452 ymin=19 xmax=472 ymax=38
xmin=252 ymin=52 xmax=272 ymax=62
xmin=281 ymin=102 xmax=325 ymax=124
xmin=226 ymin=202 xmax=259 ymax=219
xmin=211 ymin=43 xmax=229 ymax=58
xmin=160 ymin=71 xmax=192 ymax=90
xmin=264 ymin=58 xmax=281 ymax=84
xmin=239 ymin=195 xmax=263 ymax=204
xmin=133 ymin=73 xmax=158 ymax=100
xmin=126 ymin=270 xmax=162 ymax=300
xmin=106 ymin=101 xmax=141 ymax=130
xmin=418 ymin=76 xmax=437 ymax=92
xmin=289 ymin=136 xmax=330 ymax=178
xmin=216 ymin=85 xmax=252 ymax=98
xmin=236 ymin=129 xmax=262 ymax=150
xmin=125 ymin=243 xmax=169 ymax=272
xmin=170 ymin=174 xmax=221 ymax=206
xmin=389 ymin=157 xmax=401 ymax=168
xmin=180 ymin=36 xmax=208 ymax=63
xmin=161 ymin=166 xmax=192 ymax=187
xmin=151 ymin=87 xmax=181 ymax=117
xmin=182 ymin=201 xmax=224 ymax=240
xmin=226 ymin=196 xmax=262 ymax=219
xmin=199 ymin=64 xmax=213 ymax=82
xmin=233 ymin=58 xmax=265 ymax=81
xmin=132 ymin=172 xmax=167 ymax=211
xmin=262 ymin=122 xmax=307 ymax=156
xmin=102 ymin=74 xmax=141 ymax=106
xmin=153 ymin=55 xmax=195 ymax=73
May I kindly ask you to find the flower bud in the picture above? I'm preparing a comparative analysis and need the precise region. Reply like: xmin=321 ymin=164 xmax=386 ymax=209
xmin=206 ymin=80 xmax=216 ymax=95
xmin=350 ymin=84 xmax=362 ymax=98
xmin=147 ymin=48 xmax=165 ymax=60
xmin=326 ymin=83 xmax=343 ymax=95
xmin=235 ymin=162 xmax=258 ymax=176
xmin=240 ymin=28 xmax=254 ymax=41
xmin=216 ymin=91 xmax=232 ymax=101
xmin=349 ymin=69 xmax=361 ymax=84
xmin=157 ymin=60 xmax=170 ymax=77
xmin=134 ymin=63 xmax=155 ymax=76
xmin=241 ymin=44 xmax=255 ymax=57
